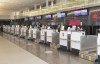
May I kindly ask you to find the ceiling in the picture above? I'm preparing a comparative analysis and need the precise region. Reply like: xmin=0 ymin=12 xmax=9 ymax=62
xmin=0 ymin=0 xmax=50 ymax=19
xmin=0 ymin=0 xmax=48 ymax=11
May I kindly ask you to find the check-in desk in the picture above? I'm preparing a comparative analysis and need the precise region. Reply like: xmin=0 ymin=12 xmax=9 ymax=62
xmin=59 ymin=31 xmax=71 ymax=51
xmin=28 ymin=28 xmax=33 ymax=39
xmin=46 ymin=29 xmax=54 ymax=45
xmin=40 ymin=29 xmax=46 ymax=43
xmin=3 ymin=25 xmax=7 ymax=33
xmin=32 ymin=28 xmax=37 ymax=39
xmin=20 ymin=26 xmax=28 ymax=38
xmin=7 ymin=26 xmax=11 ymax=34
xmin=70 ymin=31 xmax=86 ymax=55
xmin=97 ymin=33 xmax=100 ymax=60
xmin=70 ymin=31 xmax=97 ymax=55
xmin=15 ymin=26 xmax=20 ymax=36
xmin=36 ymin=29 xmax=40 ymax=43
xmin=10 ymin=26 xmax=15 ymax=35
xmin=46 ymin=29 xmax=54 ymax=42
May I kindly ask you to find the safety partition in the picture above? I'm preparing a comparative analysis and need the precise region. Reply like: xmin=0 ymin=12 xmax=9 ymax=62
xmin=59 ymin=31 xmax=71 ymax=50
xmin=52 ymin=31 xmax=59 ymax=48
xmin=81 ymin=35 xmax=97 ymax=51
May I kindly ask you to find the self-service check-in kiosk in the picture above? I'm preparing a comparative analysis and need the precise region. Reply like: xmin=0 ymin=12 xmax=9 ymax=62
xmin=59 ymin=31 xmax=71 ymax=51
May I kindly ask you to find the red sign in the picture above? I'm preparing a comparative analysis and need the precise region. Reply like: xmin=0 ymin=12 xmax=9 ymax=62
xmin=92 ymin=11 xmax=98 ymax=21
xmin=53 ymin=15 xmax=56 ymax=23
xmin=70 ymin=19 xmax=81 ymax=26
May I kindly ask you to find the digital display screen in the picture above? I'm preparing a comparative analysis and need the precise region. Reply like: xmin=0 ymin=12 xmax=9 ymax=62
xmin=37 ymin=16 xmax=42 ymax=20
xmin=69 ymin=19 xmax=81 ymax=26
xmin=74 ymin=9 xmax=88 ymax=16
xmin=81 ymin=9 xmax=88 ymax=15
xmin=51 ymin=22 xmax=56 ymax=25
xmin=57 ymin=13 xmax=62 ymax=18
xmin=29 ymin=17 xmax=34 ymax=20
xmin=74 ymin=10 xmax=81 ymax=16
xmin=24 ymin=17 xmax=28 ymax=21
xmin=61 ymin=12 xmax=66 ymax=17
xmin=45 ymin=15 xmax=52 ymax=19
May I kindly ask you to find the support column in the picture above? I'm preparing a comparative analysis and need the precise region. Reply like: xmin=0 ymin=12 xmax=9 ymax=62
xmin=46 ymin=0 xmax=49 ymax=7
xmin=34 ymin=4 xmax=37 ymax=9
xmin=51 ymin=1 xmax=54 ymax=6
xmin=40 ymin=5 xmax=42 ymax=9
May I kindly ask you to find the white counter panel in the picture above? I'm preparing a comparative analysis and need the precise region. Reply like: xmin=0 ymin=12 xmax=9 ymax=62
xmin=97 ymin=46 xmax=100 ymax=55
xmin=71 ymin=31 xmax=85 ymax=50
xmin=71 ymin=41 xmax=80 ymax=50
xmin=60 ymin=31 xmax=68 ymax=39
xmin=28 ymin=29 xmax=32 ymax=38
xmin=46 ymin=29 xmax=54 ymax=37
xmin=60 ymin=39 xmax=67 ymax=46
xmin=97 ymin=34 xmax=100 ymax=45
xmin=32 ymin=28 xmax=37 ymax=38
xmin=41 ymin=29 xmax=46 ymax=36
xmin=46 ymin=29 xmax=54 ymax=42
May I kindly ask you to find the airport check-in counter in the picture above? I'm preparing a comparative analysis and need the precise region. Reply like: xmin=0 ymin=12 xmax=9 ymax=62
xmin=97 ymin=33 xmax=100 ymax=60
xmin=71 ymin=31 xmax=97 ymax=55
xmin=7 ymin=26 xmax=11 ymax=34
xmin=3 ymin=25 xmax=8 ymax=33
xmin=28 ymin=28 xmax=33 ymax=39
xmin=32 ymin=28 xmax=37 ymax=39
xmin=20 ymin=26 xmax=28 ymax=38
xmin=45 ymin=29 xmax=54 ymax=45
xmin=59 ymin=31 xmax=71 ymax=51
xmin=10 ymin=26 xmax=15 ymax=35
xmin=36 ymin=29 xmax=40 ymax=42
xmin=15 ymin=26 xmax=20 ymax=36
xmin=40 ymin=29 xmax=59 ymax=45
xmin=70 ymin=31 xmax=85 ymax=55
xmin=40 ymin=29 xmax=46 ymax=43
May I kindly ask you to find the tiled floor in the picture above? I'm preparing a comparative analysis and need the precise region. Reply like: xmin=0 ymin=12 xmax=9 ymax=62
xmin=1 ymin=32 xmax=94 ymax=64
xmin=0 ymin=33 xmax=48 ymax=64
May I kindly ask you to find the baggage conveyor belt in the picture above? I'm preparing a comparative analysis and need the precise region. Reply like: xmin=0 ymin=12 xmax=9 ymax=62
xmin=79 ymin=48 xmax=97 ymax=62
